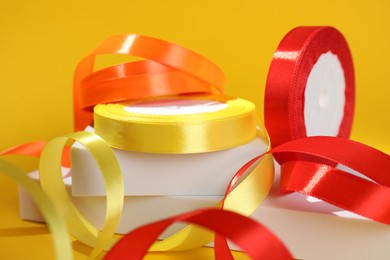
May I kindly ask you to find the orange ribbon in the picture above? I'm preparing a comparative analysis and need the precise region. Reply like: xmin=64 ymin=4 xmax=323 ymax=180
xmin=0 ymin=142 xmax=70 ymax=167
xmin=74 ymin=34 xmax=225 ymax=131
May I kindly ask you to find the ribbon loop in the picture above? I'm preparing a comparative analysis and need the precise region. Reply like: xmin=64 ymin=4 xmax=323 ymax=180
xmin=0 ymin=159 xmax=72 ymax=260
xmin=38 ymin=132 xmax=124 ymax=258
xmin=74 ymin=34 xmax=225 ymax=131
xmin=272 ymin=136 xmax=390 ymax=186
xmin=104 ymin=208 xmax=293 ymax=260
xmin=80 ymin=60 xmax=213 ymax=109
xmin=271 ymin=136 xmax=390 ymax=225
xmin=280 ymin=160 xmax=390 ymax=224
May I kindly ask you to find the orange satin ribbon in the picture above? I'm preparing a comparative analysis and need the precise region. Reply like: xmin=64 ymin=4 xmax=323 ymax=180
xmin=74 ymin=34 xmax=225 ymax=131
xmin=0 ymin=142 xmax=71 ymax=167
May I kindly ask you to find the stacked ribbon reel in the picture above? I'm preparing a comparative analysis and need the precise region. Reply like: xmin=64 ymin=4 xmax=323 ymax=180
xmin=1 ymin=26 xmax=390 ymax=260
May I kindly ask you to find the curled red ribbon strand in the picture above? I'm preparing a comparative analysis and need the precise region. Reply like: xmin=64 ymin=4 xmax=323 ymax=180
xmin=212 ymin=135 xmax=390 ymax=258
xmin=104 ymin=208 xmax=293 ymax=260
xmin=275 ymin=136 xmax=390 ymax=224
xmin=105 ymin=136 xmax=390 ymax=259
xmin=225 ymin=136 xmax=390 ymax=225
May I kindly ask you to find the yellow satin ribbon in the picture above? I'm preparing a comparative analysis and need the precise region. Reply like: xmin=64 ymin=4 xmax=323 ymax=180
xmin=38 ymin=132 xmax=124 ymax=259
xmin=35 ymin=119 xmax=272 ymax=256
xmin=0 ymin=159 xmax=72 ymax=260
xmin=94 ymin=94 xmax=257 ymax=153
xmin=90 ymin=93 xmax=271 ymax=251
xmin=2 ymin=121 xmax=272 ymax=258
xmin=149 ymin=124 xmax=273 ymax=251
xmin=149 ymin=154 xmax=274 ymax=252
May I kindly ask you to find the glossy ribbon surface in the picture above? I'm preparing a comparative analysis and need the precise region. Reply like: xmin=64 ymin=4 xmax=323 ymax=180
xmin=230 ymin=136 xmax=390 ymax=225
xmin=0 ymin=159 xmax=72 ymax=260
xmin=264 ymin=26 xmax=355 ymax=148
xmin=260 ymin=27 xmax=390 ymax=226
xmin=74 ymin=34 xmax=225 ymax=131
xmin=94 ymin=94 xmax=256 ymax=153
xmin=104 ymin=208 xmax=293 ymax=260
xmin=39 ymin=132 xmax=124 ymax=259
xmin=275 ymin=137 xmax=390 ymax=224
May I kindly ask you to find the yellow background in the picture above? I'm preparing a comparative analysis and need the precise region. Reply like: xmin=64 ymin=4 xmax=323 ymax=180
xmin=0 ymin=0 xmax=389 ymax=259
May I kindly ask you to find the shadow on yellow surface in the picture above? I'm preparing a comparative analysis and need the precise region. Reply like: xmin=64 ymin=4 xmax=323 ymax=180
xmin=72 ymin=240 xmax=250 ymax=260
xmin=0 ymin=226 xmax=49 ymax=237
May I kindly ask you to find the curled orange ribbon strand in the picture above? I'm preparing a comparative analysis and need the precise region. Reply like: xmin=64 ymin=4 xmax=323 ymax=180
xmin=0 ymin=142 xmax=71 ymax=167
xmin=74 ymin=34 xmax=225 ymax=131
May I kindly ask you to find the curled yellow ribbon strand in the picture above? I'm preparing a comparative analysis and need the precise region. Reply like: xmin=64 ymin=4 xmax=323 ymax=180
xmin=0 ymin=159 xmax=72 ymax=260
xmin=148 ymin=153 xmax=274 ymax=252
xmin=38 ymin=132 xmax=124 ymax=259
xmin=4 ymin=124 xmax=272 ymax=257
xmin=147 ymin=125 xmax=273 ymax=251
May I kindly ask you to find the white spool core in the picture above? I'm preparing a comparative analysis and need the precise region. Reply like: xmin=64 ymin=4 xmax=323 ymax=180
xmin=304 ymin=51 xmax=346 ymax=136
xmin=124 ymin=99 xmax=228 ymax=115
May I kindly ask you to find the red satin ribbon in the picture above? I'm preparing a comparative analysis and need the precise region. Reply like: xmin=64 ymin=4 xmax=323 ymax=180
xmin=260 ymin=26 xmax=388 ymax=225
xmin=106 ymin=135 xmax=390 ymax=259
xmin=275 ymin=137 xmax=390 ymax=224
xmin=74 ymin=34 xmax=225 ymax=131
xmin=224 ymin=136 xmax=390 ymax=225
xmin=104 ymin=208 xmax=293 ymax=260
xmin=264 ymin=26 xmax=355 ymax=148
xmin=212 ymin=136 xmax=390 ymax=259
